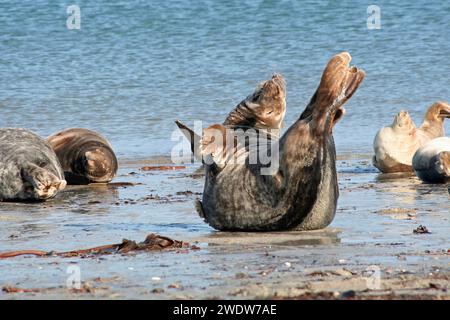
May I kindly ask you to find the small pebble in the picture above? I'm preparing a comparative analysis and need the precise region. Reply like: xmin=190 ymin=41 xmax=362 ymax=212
xmin=340 ymin=290 xmax=356 ymax=299
xmin=413 ymin=225 xmax=430 ymax=234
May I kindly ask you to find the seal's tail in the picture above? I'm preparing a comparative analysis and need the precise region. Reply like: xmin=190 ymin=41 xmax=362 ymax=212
xmin=175 ymin=120 xmax=202 ymax=161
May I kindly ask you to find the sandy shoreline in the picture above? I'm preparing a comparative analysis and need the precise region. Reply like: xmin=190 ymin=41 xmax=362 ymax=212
xmin=0 ymin=155 xmax=448 ymax=300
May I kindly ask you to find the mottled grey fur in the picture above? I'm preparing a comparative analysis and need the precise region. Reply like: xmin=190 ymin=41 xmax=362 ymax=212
xmin=0 ymin=129 xmax=66 ymax=201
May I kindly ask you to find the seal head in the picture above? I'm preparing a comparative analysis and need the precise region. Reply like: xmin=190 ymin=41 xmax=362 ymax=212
xmin=175 ymin=74 xmax=287 ymax=162
xmin=417 ymin=101 xmax=450 ymax=142
xmin=224 ymin=73 xmax=287 ymax=130
xmin=0 ymin=128 xmax=66 ymax=201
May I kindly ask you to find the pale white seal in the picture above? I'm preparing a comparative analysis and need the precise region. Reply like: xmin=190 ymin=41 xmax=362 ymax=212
xmin=373 ymin=102 xmax=450 ymax=173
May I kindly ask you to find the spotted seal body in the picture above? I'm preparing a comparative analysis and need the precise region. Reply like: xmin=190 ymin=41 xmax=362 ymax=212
xmin=413 ymin=137 xmax=450 ymax=183
xmin=0 ymin=128 xmax=66 ymax=201
xmin=197 ymin=52 xmax=365 ymax=231
xmin=47 ymin=128 xmax=118 ymax=184
xmin=373 ymin=102 xmax=450 ymax=173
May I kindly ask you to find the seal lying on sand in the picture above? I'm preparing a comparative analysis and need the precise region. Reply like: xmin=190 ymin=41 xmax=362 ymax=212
xmin=413 ymin=137 xmax=450 ymax=183
xmin=175 ymin=74 xmax=286 ymax=161
xmin=373 ymin=101 xmax=450 ymax=173
xmin=47 ymin=128 xmax=118 ymax=184
xmin=0 ymin=129 xmax=66 ymax=201
xmin=189 ymin=52 xmax=365 ymax=231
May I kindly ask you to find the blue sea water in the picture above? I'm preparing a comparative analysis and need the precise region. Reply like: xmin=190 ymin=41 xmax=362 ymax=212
xmin=0 ymin=0 xmax=449 ymax=159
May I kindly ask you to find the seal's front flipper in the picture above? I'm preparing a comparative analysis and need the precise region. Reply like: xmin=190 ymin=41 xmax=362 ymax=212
xmin=195 ymin=199 xmax=205 ymax=220
xmin=200 ymin=124 xmax=228 ymax=171
xmin=175 ymin=120 xmax=202 ymax=161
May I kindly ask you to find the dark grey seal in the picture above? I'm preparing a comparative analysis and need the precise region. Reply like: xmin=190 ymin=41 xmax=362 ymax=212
xmin=192 ymin=52 xmax=365 ymax=231
xmin=0 ymin=128 xmax=66 ymax=201
xmin=412 ymin=137 xmax=450 ymax=183
xmin=47 ymin=128 xmax=118 ymax=184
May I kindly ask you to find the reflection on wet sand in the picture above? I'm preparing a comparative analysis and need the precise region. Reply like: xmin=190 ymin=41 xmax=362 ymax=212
xmin=374 ymin=172 xmax=449 ymax=206
xmin=0 ymin=155 xmax=448 ymax=299
xmin=374 ymin=173 xmax=421 ymax=205
xmin=56 ymin=184 xmax=120 ymax=215
xmin=191 ymin=229 xmax=341 ymax=247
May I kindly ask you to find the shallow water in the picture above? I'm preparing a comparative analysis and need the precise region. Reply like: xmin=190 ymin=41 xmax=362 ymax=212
xmin=0 ymin=1 xmax=449 ymax=158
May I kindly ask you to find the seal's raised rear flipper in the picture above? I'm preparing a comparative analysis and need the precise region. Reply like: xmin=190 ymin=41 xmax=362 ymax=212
xmin=175 ymin=120 xmax=202 ymax=161
xmin=299 ymin=52 xmax=365 ymax=134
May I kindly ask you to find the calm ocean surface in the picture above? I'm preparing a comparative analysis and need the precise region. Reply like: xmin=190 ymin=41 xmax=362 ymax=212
xmin=0 ymin=0 xmax=449 ymax=159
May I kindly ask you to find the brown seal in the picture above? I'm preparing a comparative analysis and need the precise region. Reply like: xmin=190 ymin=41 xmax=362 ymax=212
xmin=373 ymin=101 xmax=450 ymax=173
xmin=47 ymin=128 xmax=118 ymax=184
xmin=193 ymin=52 xmax=365 ymax=231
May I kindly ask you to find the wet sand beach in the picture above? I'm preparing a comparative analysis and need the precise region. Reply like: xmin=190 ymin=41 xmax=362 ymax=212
xmin=0 ymin=154 xmax=448 ymax=300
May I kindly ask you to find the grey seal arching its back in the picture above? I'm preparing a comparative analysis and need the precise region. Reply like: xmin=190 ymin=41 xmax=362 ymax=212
xmin=0 ymin=128 xmax=66 ymax=201
xmin=47 ymin=128 xmax=118 ymax=184
xmin=198 ymin=52 xmax=365 ymax=231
